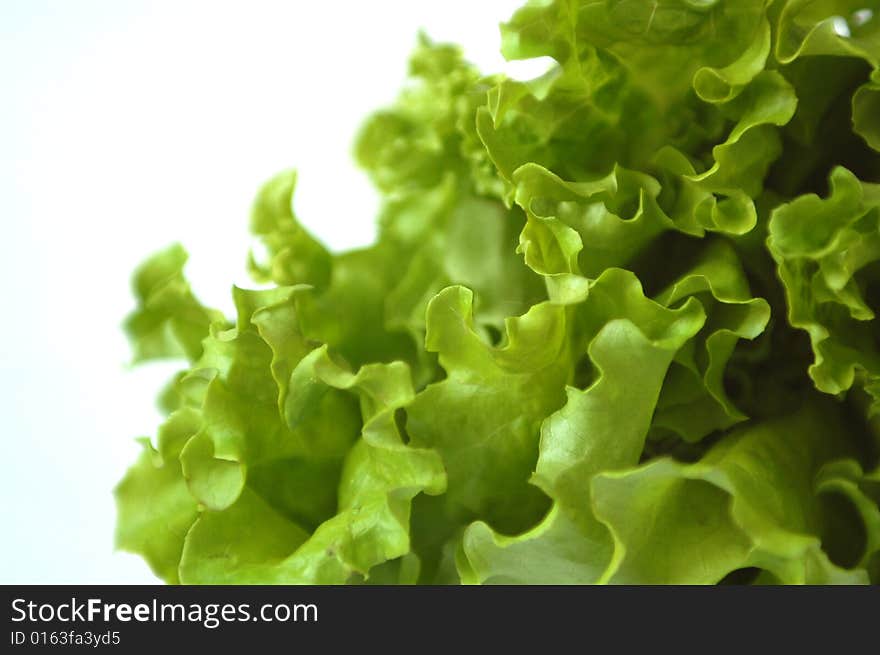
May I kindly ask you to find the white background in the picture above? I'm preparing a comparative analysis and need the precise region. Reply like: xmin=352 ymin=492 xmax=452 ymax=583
xmin=0 ymin=0 xmax=526 ymax=583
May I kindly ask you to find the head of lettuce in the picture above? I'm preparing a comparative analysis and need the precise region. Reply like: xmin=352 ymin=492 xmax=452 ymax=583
xmin=115 ymin=0 xmax=880 ymax=585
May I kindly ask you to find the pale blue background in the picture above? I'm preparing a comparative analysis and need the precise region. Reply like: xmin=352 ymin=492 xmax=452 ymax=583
xmin=0 ymin=0 xmax=544 ymax=583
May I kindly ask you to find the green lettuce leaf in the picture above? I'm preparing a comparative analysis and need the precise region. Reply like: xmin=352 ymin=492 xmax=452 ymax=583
xmin=406 ymin=286 xmax=570 ymax=535
xmin=768 ymin=166 xmax=880 ymax=409
xmin=652 ymin=240 xmax=771 ymax=442
xmin=593 ymin=402 xmax=870 ymax=584
xmin=114 ymin=411 xmax=201 ymax=583
xmin=458 ymin=269 xmax=705 ymax=583
xmin=117 ymin=0 xmax=880 ymax=585
xmin=776 ymin=0 xmax=880 ymax=152
xmin=124 ymin=244 xmax=226 ymax=363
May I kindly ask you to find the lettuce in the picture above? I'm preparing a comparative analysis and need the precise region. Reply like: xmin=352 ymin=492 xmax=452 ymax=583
xmin=116 ymin=0 xmax=880 ymax=584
